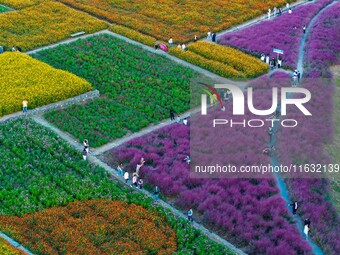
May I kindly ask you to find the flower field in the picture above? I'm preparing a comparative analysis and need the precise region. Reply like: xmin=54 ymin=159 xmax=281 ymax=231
xmin=101 ymin=73 xmax=315 ymax=254
xmin=0 ymin=53 xmax=92 ymax=116
xmin=32 ymin=34 xmax=217 ymax=147
xmin=219 ymin=0 xmax=334 ymax=69
xmin=0 ymin=237 xmax=25 ymax=255
xmin=59 ymin=0 xmax=290 ymax=42
xmin=0 ymin=119 xmax=232 ymax=255
xmin=304 ymin=1 xmax=340 ymax=77
xmin=0 ymin=1 xmax=107 ymax=51
xmin=0 ymin=0 xmax=46 ymax=9
xmin=101 ymin=121 xmax=312 ymax=254
xmin=187 ymin=42 xmax=269 ymax=78
xmin=0 ymin=200 xmax=177 ymax=255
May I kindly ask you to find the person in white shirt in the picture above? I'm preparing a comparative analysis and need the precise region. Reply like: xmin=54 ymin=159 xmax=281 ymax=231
xmin=183 ymin=118 xmax=188 ymax=125
xmin=181 ymin=44 xmax=186 ymax=50
xmin=124 ymin=171 xmax=129 ymax=183
xmin=168 ymin=37 xmax=173 ymax=46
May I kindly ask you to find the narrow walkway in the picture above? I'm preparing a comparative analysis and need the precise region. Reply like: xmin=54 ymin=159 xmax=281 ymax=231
xmin=268 ymin=2 xmax=339 ymax=254
xmin=216 ymin=0 xmax=312 ymax=40
xmin=0 ymin=232 xmax=34 ymax=255
xmin=32 ymin=116 xmax=247 ymax=255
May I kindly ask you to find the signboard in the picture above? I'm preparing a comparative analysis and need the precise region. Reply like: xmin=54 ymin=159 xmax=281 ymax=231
xmin=273 ymin=48 xmax=284 ymax=54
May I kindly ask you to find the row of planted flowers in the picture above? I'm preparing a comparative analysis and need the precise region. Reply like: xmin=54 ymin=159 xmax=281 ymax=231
xmin=0 ymin=237 xmax=25 ymax=255
xmin=59 ymin=0 xmax=290 ymax=42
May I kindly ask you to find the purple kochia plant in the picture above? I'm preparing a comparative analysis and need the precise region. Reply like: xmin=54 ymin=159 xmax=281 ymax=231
xmin=106 ymin=73 xmax=312 ymax=254
xmin=304 ymin=2 xmax=340 ymax=77
xmin=218 ymin=0 xmax=333 ymax=69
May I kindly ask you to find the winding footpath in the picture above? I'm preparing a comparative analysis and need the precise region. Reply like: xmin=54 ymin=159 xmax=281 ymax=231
xmin=270 ymin=1 xmax=339 ymax=254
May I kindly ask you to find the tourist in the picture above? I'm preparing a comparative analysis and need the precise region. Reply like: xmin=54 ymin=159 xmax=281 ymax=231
xmin=136 ymin=160 xmax=144 ymax=175
xmin=11 ymin=46 xmax=15 ymax=52
xmin=177 ymin=44 xmax=181 ymax=49
xmin=168 ymin=37 xmax=174 ymax=46
xmin=207 ymin=31 xmax=212 ymax=41
xmin=194 ymin=35 xmax=198 ymax=42
xmin=304 ymin=218 xmax=311 ymax=228
xmin=82 ymin=148 xmax=87 ymax=160
xmin=83 ymin=139 xmax=89 ymax=153
xmin=273 ymin=7 xmax=277 ymax=16
xmin=154 ymin=186 xmax=160 ymax=201
xmin=0 ymin=45 xmax=3 ymax=54
xmin=260 ymin=53 xmax=265 ymax=62
xmin=16 ymin=46 xmax=22 ymax=52
xmin=265 ymin=55 xmax=270 ymax=65
xmin=132 ymin=173 xmax=138 ymax=187
xmin=170 ymin=107 xmax=175 ymax=120
xmin=176 ymin=115 xmax=180 ymax=123
xmin=288 ymin=8 xmax=292 ymax=14
xmin=181 ymin=43 xmax=186 ymax=50
xmin=297 ymin=71 xmax=301 ymax=82
xmin=303 ymin=25 xmax=306 ymax=34
xmin=304 ymin=223 xmax=310 ymax=240
xmin=183 ymin=118 xmax=188 ymax=126
xmin=138 ymin=178 xmax=144 ymax=189
xmin=268 ymin=8 xmax=271 ymax=19
xmin=279 ymin=8 xmax=282 ymax=16
xmin=187 ymin=208 xmax=193 ymax=222
xmin=22 ymin=99 xmax=28 ymax=113
xmin=212 ymin=32 xmax=216 ymax=42
xmin=117 ymin=163 xmax=124 ymax=177
xmin=286 ymin=2 xmax=290 ymax=12
xmin=184 ymin=155 xmax=190 ymax=164
xmin=124 ymin=171 xmax=129 ymax=183
xmin=278 ymin=58 xmax=282 ymax=68
xmin=154 ymin=41 xmax=159 ymax=50
xmin=289 ymin=201 xmax=298 ymax=215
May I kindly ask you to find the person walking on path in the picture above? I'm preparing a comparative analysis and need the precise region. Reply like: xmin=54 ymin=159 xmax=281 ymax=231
xmin=289 ymin=201 xmax=298 ymax=215
xmin=132 ymin=173 xmax=138 ymax=187
xmin=286 ymin=2 xmax=290 ymax=12
xmin=194 ymin=35 xmax=197 ymax=42
xmin=304 ymin=218 xmax=311 ymax=228
xmin=136 ymin=158 xmax=145 ymax=175
xmin=207 ymin=31 xmax=212 ymax=41
xmin=212 ymin=32 xmax=216 ymax=42
xmin=297 ymin=71 xmax=301 ymax=82
xmin=82 ymin=148 xmax=87 ymax=160
xmin=154 ymin=186 xmax=160 ymax=201
xmin=268 ymin=8 xmax=271 ymax=19
xmin=183 ymin=118 xmax=188 ymax=126
xmin=266 ymin=55 xmax=270 ymax=65
xmin=184 ymin=155 xmax=190 ymax=164
xmin=304 ymin=223 xmax=310 ymax=240
xmin=303 ymin=25 xmax=306 ymax=34
xmin=22 ymin=100 xmax=28 ymax=113
xmin=83 ymin=139 xmax=89 ymax=153
xmin=124 ymin=171 xmax=129 ymax=184
xmin=273 ymin=7 xmax=277 ymax=16
xmin=138 ymin=178 xmax=143 ymax=189
xmin=170 ymin=108 xmax=175 ymax=120
xmin=117 ymin=163 xmax=124 ymax=177
xmin=187 ymin=208 xmax=193 ymax=222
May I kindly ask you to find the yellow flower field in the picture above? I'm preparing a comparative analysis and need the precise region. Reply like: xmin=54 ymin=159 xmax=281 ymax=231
xmin=0 ymin=1 xmax=107 ymax=51
xmin=0 ymin=237 xmax=25 ymax=255
xmin=0 ymin=0 xmax=46 ymax=9
xmin=60 ymin=0 xmax=290 ymax=42
xmin=0 ymin=53 xmax=92 ymax=116
xmin=189 ymin=42 xmax=269 ymax=78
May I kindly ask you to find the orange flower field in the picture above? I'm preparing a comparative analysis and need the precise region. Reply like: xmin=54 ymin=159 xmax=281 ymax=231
xmin=0 ymin=200 xmax=177 ymax=255
xmin=60 ymin=0 xmax=291 ymax=42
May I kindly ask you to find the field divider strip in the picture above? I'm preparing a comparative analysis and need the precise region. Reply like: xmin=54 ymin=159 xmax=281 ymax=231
xmin=0 ymin=232 xmax=35 ymax=255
